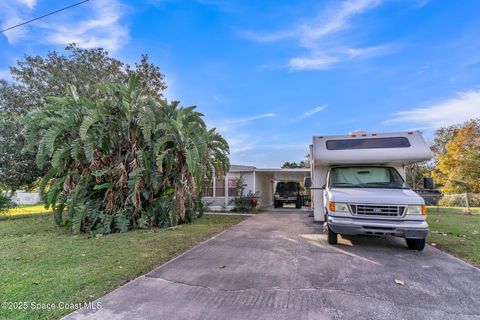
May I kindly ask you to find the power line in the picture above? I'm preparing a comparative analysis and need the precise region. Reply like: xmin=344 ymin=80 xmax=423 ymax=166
xmin=0 ymin=0 xmax=90 ymax=34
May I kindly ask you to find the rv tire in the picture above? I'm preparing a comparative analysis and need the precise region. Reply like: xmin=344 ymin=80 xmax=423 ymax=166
xmin=406 ymin=238 xmax=425 ymax=251
xmin=327 ymin=225 xmax=338 ymax=245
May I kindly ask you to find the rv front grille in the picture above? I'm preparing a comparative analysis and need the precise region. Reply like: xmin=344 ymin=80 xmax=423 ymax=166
xmin=350 ymin=204 xmax=406 ymax=217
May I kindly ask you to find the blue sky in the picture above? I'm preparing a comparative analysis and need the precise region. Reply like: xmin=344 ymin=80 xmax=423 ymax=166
xmin=1 ymin=0 xmax=480 ymax=167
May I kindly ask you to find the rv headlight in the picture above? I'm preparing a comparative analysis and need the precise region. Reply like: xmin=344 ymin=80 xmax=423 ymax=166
xmin=329 ymin=201 xmax=350 ymax=213
xmin=406 ymin=205 xmax=426 ymax=216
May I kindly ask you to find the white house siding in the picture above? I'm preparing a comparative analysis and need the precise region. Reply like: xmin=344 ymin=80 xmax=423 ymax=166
xmin=229 ymin=171 xmax=255 ymax=195
xmin=255 ymin=172 xmax=274 ymax=207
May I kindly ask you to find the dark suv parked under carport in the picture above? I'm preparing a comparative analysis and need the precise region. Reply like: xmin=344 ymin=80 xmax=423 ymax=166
xmin=274 ymin=182 xmax=302 ymax=208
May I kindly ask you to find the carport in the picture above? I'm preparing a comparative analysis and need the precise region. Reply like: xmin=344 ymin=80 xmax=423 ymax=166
xmin=254 ymin=168 xmax=311 ymax=208
xmin=202 ymin=165 xmax=311 ymax=210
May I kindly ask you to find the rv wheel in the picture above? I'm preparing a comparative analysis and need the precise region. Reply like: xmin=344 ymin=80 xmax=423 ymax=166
xmin=406 ymin=238 xmax=425 ymax=251
xmin=327 ymin=226 xmax=338 ymax=245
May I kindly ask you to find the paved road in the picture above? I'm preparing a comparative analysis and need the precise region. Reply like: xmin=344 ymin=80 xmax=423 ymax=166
xmin=66 ymin=210 xmax=480 ymax=320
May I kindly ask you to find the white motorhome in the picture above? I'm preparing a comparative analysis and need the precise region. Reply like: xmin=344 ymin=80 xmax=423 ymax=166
xmin=308 ymin=130 xmax=432 ymax=250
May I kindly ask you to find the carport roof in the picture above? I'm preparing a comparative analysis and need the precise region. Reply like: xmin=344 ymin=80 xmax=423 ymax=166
xmin=229 ymin=164 xmax=310 ymax=181
xmin=254 ymin=168 xmax=311 ymax=182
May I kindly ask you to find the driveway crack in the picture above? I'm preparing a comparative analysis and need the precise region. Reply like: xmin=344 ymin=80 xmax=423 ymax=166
xmin=147 ymin=276 xmax=480 ymax=317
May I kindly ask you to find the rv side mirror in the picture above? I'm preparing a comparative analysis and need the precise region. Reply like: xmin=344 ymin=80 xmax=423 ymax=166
xmin=423 ymin=177 xmax=435 ymax=189
xmin=303 ymin=177 xmax=312 ymax=188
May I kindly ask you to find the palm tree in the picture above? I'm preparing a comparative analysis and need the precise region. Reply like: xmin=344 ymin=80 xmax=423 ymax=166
xmin=23 ymin=76 xmax=230 ymax=233
xmin=154 ymin=102 xmax=230 ymax=221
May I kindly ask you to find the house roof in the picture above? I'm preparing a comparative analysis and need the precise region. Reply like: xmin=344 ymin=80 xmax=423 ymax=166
xmin=229 ymin=164 xmax=257 ymax=172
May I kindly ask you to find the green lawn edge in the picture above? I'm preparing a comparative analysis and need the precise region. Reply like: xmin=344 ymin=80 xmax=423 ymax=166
xmin=0 ymin=213 xmax=248 ymax=320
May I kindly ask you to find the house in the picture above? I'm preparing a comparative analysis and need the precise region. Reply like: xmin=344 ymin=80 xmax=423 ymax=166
xmin=202 ymin=164 xmax=311 ymax=210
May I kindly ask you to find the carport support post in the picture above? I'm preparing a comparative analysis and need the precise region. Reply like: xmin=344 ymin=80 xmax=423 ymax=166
xmin=224 ymin=173 xmax=229 ymax=209
xmin=212 ymin=168 xmax=216 ymax=197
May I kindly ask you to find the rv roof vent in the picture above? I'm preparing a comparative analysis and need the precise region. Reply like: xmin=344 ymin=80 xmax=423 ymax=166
xmin=349 ymin=130 xmax=367 ymax=136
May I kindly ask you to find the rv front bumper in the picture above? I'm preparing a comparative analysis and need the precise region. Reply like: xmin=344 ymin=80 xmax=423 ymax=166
xmin=327 ymin=216 xmax=428 ymax=239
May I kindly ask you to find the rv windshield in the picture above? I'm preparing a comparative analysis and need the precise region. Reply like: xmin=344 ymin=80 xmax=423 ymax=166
xmin=329 ymin=166 xmax=406 ymax=189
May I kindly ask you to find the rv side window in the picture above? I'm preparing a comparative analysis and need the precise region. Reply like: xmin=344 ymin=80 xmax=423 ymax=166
xmin=326 ymin=137 xmax=411 ymax=150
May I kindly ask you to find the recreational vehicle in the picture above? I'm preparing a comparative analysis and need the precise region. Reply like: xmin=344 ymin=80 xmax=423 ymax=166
xmin=307 ymin=131 xmax=432 ymax=250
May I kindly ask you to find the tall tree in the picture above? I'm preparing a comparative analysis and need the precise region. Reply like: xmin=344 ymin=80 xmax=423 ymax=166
xmin=405 ymin=161 xmax=433 ymax=189
xmin=0 ymin=81 xmax=45 ymax=192
xmin=281 ymin=154 xmax=310 ymax=168
xmin=0 ymin=44 xmax=167 ymax=191
xmin=433 ymin=119 xmax=480 ymax=193
xmin=431 ymin=123 xmax=461 ymax=163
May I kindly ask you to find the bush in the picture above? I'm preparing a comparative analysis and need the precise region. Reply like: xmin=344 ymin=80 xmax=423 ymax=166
xmin=0 ymin=194 xmax=15 ymax=214
xmin=232 ymin=191 xmax=261 ymax=213
xmin=231 ymin=176 xmax=260 ymax=213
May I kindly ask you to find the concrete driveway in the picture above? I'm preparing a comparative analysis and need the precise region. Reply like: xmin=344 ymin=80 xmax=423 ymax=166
xmin=65 ymin=210 xmax=480 ymax=320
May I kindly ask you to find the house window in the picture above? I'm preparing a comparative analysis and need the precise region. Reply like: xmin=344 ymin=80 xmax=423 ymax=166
xmin=215 ymin=178 xmax=225 ymax=197
xmin=228 ymin=179 xmax=238 ymax=197
xmin=200 ymin=177 xmax=240 ymax=197
xmin=201 ymin=184 xmax=214 ymax=197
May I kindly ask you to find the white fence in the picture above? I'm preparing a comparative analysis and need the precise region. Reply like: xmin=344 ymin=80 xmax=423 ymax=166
xmin=10 ymin=191 xmax=42 ymax=205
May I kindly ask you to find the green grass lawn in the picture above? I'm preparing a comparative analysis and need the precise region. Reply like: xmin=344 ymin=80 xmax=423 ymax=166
xmin=0 ymin=213 xmax=247 ymax=320
xmin=1 ymin=204 xmax=52 ymax=220
xmin=427 ymin=209 xmax=480 ymax=268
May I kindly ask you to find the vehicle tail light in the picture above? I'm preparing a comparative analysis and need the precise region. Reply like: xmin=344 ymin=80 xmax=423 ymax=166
xmin=422 ymin=204 xmax=427 ymax=215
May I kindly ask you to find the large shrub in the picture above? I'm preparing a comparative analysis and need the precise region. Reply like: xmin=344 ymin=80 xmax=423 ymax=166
xmin=24 ymin=76 xmax=229 ymax=233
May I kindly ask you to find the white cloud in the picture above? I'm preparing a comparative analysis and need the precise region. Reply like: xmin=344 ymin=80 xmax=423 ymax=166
xmin=289 ymin=56 xmax=338 ymax=70
xmin=384 ymin=90 xmax=480 ymax=128
xmin=240 ymin=0 xmax=394 ymax=70
xmin=218 ymin=113 xmax=277 ymax=126
xmin=238 ymin=30 xmax=295 ymax=43
xmin=18 ymin=0 xmax=36 ymax=9
xmin=208 ymin=112 xmax=276 ymax=136
xmin=298 ymin=0 xmax=381 ymax=47
xmin=300 ymin=105 xmax=326 ymax=119
xmin=340 ymin=44 xmax=395 ymax=58
xmin=288 ymin=44 xmax=395 ymax=70
xmin=207 ymin=113 xmax=277 ymax=155
xmin=0 ymin=1 xmax=36 ymax=42
xmin=1 ymin=0 xmax=129 ymax=52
